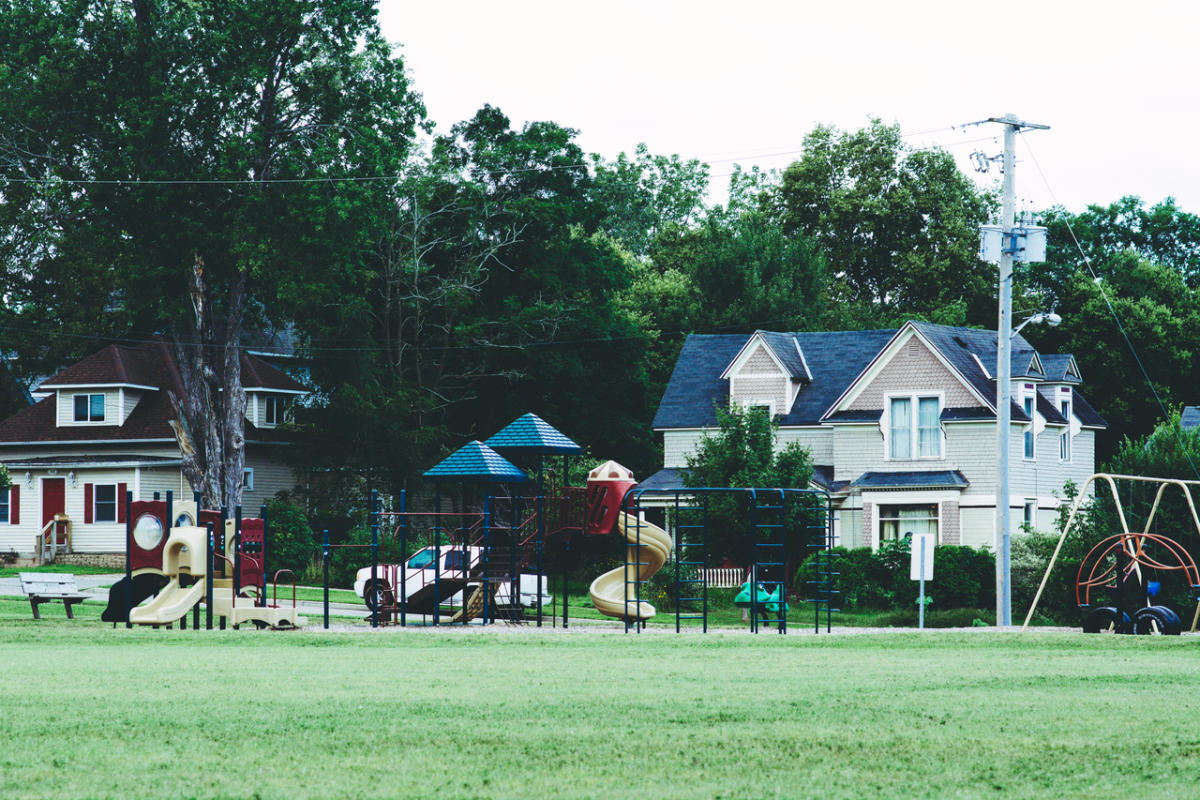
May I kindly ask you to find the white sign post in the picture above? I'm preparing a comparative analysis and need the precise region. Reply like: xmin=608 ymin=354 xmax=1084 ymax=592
xmin=910 ymin=533 xmax=935 ymax=629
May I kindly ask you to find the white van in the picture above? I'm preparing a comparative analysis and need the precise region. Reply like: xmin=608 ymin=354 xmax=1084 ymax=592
xmin=353 ymin=545 xmax=551 ymax=614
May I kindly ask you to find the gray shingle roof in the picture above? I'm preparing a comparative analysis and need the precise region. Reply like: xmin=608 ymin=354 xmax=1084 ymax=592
xmin=653 ymin=329 xmax=895 ymax=429
xmin=850 ymin=470 xmax=969 ymax=490
xmin=654 ymin=322 xmax=1108 ymax=431
xmin=756 ymin=331 xmax=809 ymax=379
xmin=1041 ymin=354 xmax=1082 ymax=384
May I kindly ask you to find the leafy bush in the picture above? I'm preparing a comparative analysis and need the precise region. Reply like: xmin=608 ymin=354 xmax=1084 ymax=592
xmin=266 ymin=495 xmax=317 ymax=577
xmin=871 ymin=607 xmax=995 ymax=628
xmin=796 ymin=541 xmax=994 ymax=612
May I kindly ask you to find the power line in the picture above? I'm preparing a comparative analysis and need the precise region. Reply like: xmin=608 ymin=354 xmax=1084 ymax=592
xmin=0 ymin=121 xmax=981 ymax=188
xmin=1019 ymin=133 xmax=1200 ymax=482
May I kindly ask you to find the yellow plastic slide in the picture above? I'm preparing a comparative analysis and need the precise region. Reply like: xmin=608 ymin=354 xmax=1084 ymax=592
xmin=129 ymin=526 xmax=208 ymax=626
xmin=588 ymin=512 xmax=672 ymax=621
xmin=128 ymin=578 xmax=206 ymax=625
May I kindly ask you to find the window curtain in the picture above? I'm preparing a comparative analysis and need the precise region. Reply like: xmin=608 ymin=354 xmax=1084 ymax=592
xmin=889 ymin=397 xmax=911 ymax=459
xmin=918 ymin=397 xmax=940 ymax=457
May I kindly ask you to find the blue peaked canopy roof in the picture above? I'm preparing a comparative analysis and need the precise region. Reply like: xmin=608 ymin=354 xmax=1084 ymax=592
xmin=484 ymin=413 xmax=583 ymax=455
xmin=423 ymin=441 xmax=530 ymax=484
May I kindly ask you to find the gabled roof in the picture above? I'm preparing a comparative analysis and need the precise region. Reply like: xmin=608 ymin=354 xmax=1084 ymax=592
xmin=1041 ymin=354 xmax=1082 ymax=384
xmin=485 ymin=413 xmax=583 ymax=454
xmin=719 ymin=331 xmax=812 ymax=382
xmin=654 ymin=322 xmax=1108 ymax=431
xmin=654 ymin=329 xmax=895 ymax=429
xmin=0 ymin=338 xmax=306 ymax=446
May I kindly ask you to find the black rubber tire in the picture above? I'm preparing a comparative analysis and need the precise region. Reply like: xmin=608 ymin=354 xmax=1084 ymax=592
xmin=1134 ymin=605 xmax=1181 ymax=635
xmin=1082 ymin=606 xmax=1130 ymax=634
xmin=362 ymin=581 xmax=390 ymax=613
xmin=1132 ymin=606 xmax=1170 ymax=635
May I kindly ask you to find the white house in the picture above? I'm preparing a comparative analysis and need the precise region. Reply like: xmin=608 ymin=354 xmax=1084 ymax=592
xmin=646 ymin=321 xmax=1106 ymax=550
xmin=0 ymin=337 xmax=307 ymax=557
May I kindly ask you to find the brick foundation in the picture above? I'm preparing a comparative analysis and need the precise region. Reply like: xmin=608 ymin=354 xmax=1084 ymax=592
xmin=53 ymin=553 xmax=125 ymax=569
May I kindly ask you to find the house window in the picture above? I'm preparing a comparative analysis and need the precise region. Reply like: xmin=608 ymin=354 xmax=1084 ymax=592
xmin=1023 ymin=396 xmax=1035 ymax=459
xmin=879 ymin=504 xmax=938 ymax=543
xmin=1059 ymin=398 xmax=1071 ymax=461
xmin=0 ymin=490 xmax=9 ymax=523
xmin=263 ymin=396 xmax=290 ymax=426
xmin=888 ymin=395 xmax=941 ymax=460
xmin=242 ymin=468 xmax=254 ymax=492
xmin=73 ymin=393 xmax=105 ymax=422
xmin=1024 ymin=500 xmax=1036 ymax=530
xmin=94 ymin=484 xmax=117 ymax=523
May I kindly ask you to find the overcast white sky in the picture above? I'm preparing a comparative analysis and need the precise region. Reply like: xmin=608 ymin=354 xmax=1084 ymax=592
xmin=378 ymin=1 xmax=1198 ymax=216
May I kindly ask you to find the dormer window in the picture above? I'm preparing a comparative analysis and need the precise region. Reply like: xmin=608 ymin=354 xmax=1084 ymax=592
xmin=264 ymin=396 xmax=282 ymax=426
xmin=73 ymin=393 xmax=105 ymax=422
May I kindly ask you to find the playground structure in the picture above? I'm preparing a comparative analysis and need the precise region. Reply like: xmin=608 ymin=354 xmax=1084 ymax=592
xmin=348 ymin=413 xmax=838 ymax=633
xmin=1024 ymin=473 xmax=1200 ymax=634
xmin=104 ymin=490 xmax=303 ymax=630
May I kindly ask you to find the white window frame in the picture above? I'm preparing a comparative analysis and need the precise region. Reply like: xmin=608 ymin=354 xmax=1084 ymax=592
xmin=877 ymin=503 xmax=940 ymax=545
xmin=72 ymin=393 xmax=106 ymax=423
xmin=1022 ymin=393 xmax=1036 ymax=461
xmin=1059 ymin=397 xmax=1072 ymax=462
xmin=884 ymin=392 xmax=944 ymax=461
xmin=263 ymin=396 xmax=282 ymax=427
xmin=1023 ymin=499 xmax=1037 ymax=530
xmin=94 ymin=483 xmax=118 ymax=523
xmin=242 ymin=468 xmax=255 ymax=492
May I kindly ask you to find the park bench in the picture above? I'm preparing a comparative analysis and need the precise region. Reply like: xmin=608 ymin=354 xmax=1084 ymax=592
xmin=19 ymin=572 xmax=90 ymax=619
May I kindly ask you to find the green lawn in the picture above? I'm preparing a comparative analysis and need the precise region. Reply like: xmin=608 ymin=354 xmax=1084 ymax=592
xmin=2 ymin=615 xmax=1199 ymax=800
xmin=0 ymin=564 xmax=119 ymax=577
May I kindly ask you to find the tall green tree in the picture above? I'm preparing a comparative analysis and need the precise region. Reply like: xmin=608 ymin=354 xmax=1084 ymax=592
xmin=294 ymin=106 xmax=661 ymax=493
xmin=0 ymin=0 xmax=423 ymax=506
xmin=590 ymin=144 xmax=709 ymax=258
xmin=684 ymin=405 xmax=814 ymax=567
xmin=770 ymin=120 xmax=994 ymax=325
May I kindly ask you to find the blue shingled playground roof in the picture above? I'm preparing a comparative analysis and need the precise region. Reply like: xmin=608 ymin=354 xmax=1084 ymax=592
xmin=423 ymin=441 xmax=530 ymax=484
xmin=485 ymin=413 xmax=583 ymax=454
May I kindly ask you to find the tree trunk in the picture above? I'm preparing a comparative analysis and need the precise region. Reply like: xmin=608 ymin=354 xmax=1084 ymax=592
xmin=167 ymin=254 xmax=248 ymax=510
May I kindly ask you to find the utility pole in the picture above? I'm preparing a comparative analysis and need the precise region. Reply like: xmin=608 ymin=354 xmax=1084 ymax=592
xmin=986 ymin=113 xmax=1049 ymax=627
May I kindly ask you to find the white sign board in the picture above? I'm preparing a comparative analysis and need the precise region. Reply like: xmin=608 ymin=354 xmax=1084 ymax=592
xmin=910 ymin=534 xmax=935 ymax=581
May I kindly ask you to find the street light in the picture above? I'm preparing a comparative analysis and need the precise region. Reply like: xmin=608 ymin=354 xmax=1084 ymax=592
xmin=997 ymin=309 xmax=1062 ymax=628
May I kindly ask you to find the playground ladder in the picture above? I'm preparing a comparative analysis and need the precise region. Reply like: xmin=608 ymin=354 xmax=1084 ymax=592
xmin=670 ymin=496 xmax=709 ymax=633
xmin=804 ymin=496 xmax=838 ymax=633
xmin=749 ymin=491 xmax=788 ymax=635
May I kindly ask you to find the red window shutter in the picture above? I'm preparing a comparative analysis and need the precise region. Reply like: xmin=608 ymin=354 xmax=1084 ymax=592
xmin=84 ymin=483 xmax=93 ymax=524
xmin=117 ymin=483 xmax=127 ymax=523
xmin=10 ymin=485 xmax=18 ymax=525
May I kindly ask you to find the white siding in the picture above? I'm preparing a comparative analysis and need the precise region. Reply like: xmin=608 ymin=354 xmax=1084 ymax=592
xmin=663 ymin=427 xmax=831 ymax=470
xmin=960 ymin=507 xmax=994 ymax=549
xmin=663 ymin=430 xmax=706 ymax=469
xmin=56 ymin=389 xmax=121 ymax=428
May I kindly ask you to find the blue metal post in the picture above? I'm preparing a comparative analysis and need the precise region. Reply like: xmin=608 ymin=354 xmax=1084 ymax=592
xmin=322 ymin=528 xmax=330 ymax=629
xmin=370 ymin=489 xmax=379 ymax=628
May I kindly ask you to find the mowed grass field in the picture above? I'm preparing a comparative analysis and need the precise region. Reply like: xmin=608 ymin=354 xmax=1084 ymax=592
xmin=3 ymin=609 xmax=1200 ymax=799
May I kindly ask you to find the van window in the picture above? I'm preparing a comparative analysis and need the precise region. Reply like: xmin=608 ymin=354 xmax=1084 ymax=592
xmin=444 ymin=551 xmax=465 ymax=570
xmin=407 ymin=550 xmax=435 ymax=569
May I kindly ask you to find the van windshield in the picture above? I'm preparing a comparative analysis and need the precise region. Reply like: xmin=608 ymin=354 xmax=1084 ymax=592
xmin=407 ymin=550 xmax=435 ymax=569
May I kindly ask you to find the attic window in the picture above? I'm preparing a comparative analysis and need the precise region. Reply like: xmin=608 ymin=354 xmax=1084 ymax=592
xmin=73 ymin=393 xmax=105 ymax=422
